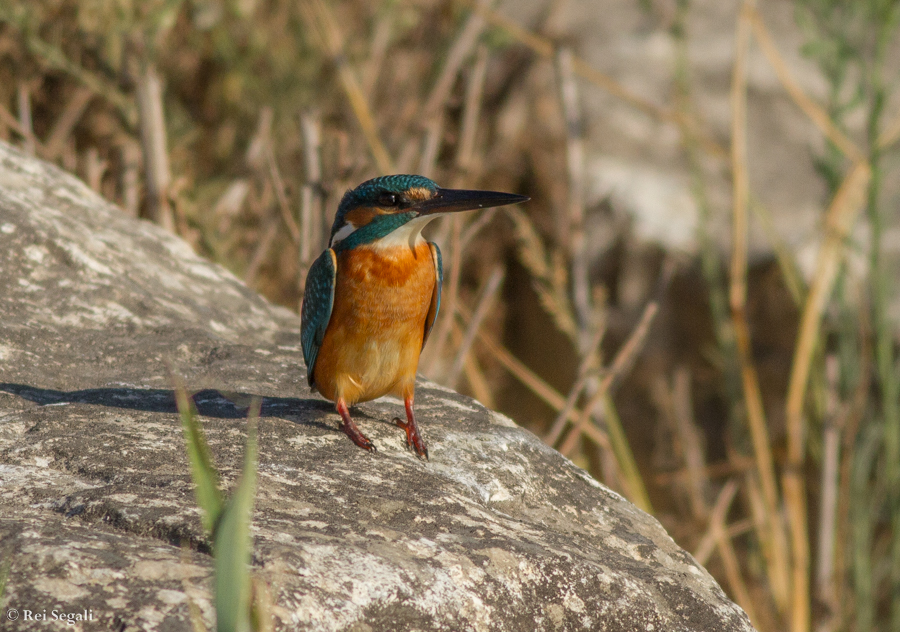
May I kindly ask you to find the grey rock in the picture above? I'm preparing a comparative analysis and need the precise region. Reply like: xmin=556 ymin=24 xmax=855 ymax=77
xmin=499 ymin=0 xmax=831 ymax=257
xmin=502 ymin=0 xmax=900 ymax=321
xmin=0 ymin=141 xmax=755 ymax=631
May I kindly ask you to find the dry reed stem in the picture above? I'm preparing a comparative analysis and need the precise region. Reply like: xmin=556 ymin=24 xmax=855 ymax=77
xmin=543 ymin=324 xmax=606 ymax=446
xmin=558 ymin=301 xmax=659 ymax=455
xmin=783 ymin=159 xmax=870 ymax=632
xmin=422 ymin=214 xmax=462 ymax=374
xmin=300 ymin=0 xmax=393 ymax=173
xmin=693 ymin=478 xmax=738 ymax=564
xmin=505 ymin=206 xmax=578 ymax=340
xmin=744 ymin=470 xmax=767 ymax=544
xmin=83 ymin=147 xmax=107 ymax=192
xmin=417 ymin=116 xmax=444 ymax=178
xmin=458 ymin=208 xmax=496 ymax=250
xmin=741 ymin=10 xmax=877 ymax=626
xmin=447 ymin=265 xmax=505 ymax=386
xmin=120 ymin=140 xmax=141 ymax=218
xmin=728 ymin=519 xmax=756 ymax=539
xmin=42 ymin=86 xmax=93 ymax=161
xmin=0 ymin=101 xmax=37 ymax=145
xmin=556 ymin=47 xmax=593 ymax=352
xmin=654 ymin=455 xmax=756 ymax=485
xmin=741 ymin=471 xmax=783 ymax=623
xmin=215 ymin=180 xmax=251 ymax=235
xmin=60 ymin=139 xmax=76 ymax=172
xmin=554 ymin=48 xmax=578 ymax=250
xmin=715 ymin=524 xmax=759 ymax=627
xmin=464 ymin=353 xmax=495 ymax=410
xmin=464 ymin=309 xmax=615 ymax=469
xmin=543 ymin=371 xmax=591 ymax=447
xmin=361 ymin=16 xmax=392 ymax=100
xmin=418 ymin=5 xmax=493 ymax=357
xmin=246 ymin=108 xmax=273 ymax=169
xmin=698 ymin=479 xmax=760 ymax=626
xmin=552 ymin=41 xmax=612 ymax=498
xmin=450 ymin=318 xmax=495 ymax=408
xmin=671 ymin=368 xmax=710 ymax=522
xmin=17 ymin=83 xmax=35 ymax=156
xmin=265 ymin=141 xmax=301 ymax=244
xmin=557 ymin=303 xmax=659 ymax=513
xmin=423 ymin=1 xmax=490 ymax=119
xmin=244 ymin=217 xmax=279 ymax=287
xmin=579 ymin=419 xmax=612 ymax=453
xmin=254 ymin=105 xmax=298 ymax=245
xmin=136 ymin=66 xmax=174 ymax=232
xmin=421 ymin=35 xmax=492 ymax=370
xmin=299 ymin=111 xmax=324 ymax=297
xmin=747 ymin=7 xmax=863 ymax=163
xmin=815 ymin=356 xmax=842 ymax=632
xmin=456 ymin=44 xmax=489 ymax=176
xmin=729 ymin=2 xmax=791 ymax=613
xmin=458 ymin=303 xmax=570 ymax=413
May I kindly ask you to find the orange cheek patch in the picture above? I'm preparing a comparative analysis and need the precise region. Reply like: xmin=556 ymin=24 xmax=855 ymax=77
xmin=345 ymin=207 xmax=377 ymax=226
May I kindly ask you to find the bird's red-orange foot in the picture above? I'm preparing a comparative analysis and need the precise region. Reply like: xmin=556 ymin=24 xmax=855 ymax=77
xmin=337 ymin=399 xmax=375 ymax=452
xmin=394 ymin=396 xmax=428 ymax=459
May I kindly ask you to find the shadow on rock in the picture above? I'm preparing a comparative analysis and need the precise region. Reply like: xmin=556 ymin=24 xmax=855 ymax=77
xmin=0 ymin=383 xmax=335 ymax=430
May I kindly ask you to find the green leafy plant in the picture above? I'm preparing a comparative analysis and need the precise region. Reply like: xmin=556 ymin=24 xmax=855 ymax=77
xmin=175 ymin=383 xmax=265 ymax=632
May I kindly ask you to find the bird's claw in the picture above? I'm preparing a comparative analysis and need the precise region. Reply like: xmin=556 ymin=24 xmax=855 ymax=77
xmin=393 ymin=417 xmax=429 ymax=460
xmin=341 ymin=421 xmax=376 ymax=452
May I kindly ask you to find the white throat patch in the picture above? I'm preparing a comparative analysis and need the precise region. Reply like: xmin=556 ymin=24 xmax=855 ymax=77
xmin=330 ymin=222 xmax=357 ymax=247
xmin=371 ymin=214 xmax=437 ymax=251
xmin=329 ymin=214 xmax=439 ymax=250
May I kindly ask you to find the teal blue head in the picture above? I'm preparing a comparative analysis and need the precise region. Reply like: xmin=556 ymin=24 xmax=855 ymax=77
xmin=328 ymin=174 xmax=528 ymax=251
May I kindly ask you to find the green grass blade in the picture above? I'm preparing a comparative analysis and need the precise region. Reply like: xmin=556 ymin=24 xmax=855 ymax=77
xmin=175 ymin=382 xmax=224 ymax=535
xmin=0 ymin=556 xmax=10 ymax=601
xmin=214 ymin=398 xmax=260 ymax=632
xmin=603 ymin=396 xmax=653 ymax=514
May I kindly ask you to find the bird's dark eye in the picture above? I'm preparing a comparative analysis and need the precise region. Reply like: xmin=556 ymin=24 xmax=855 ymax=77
xmin=378 ymin=192 xmax=399 ymax=207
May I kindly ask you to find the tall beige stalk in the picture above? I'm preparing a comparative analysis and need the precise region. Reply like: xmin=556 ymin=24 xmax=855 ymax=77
xmin=782 ymin=160 xmax=870 ymax=632
xmin=728 ymin=1 xmax=790 ymax=614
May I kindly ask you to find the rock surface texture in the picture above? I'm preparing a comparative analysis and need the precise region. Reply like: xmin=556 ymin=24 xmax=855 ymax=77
xmin=0 ymin=142 xmax=755 ymax=631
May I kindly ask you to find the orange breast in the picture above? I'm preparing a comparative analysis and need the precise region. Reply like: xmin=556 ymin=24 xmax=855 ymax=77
xmin=312 ymin=241 xmax=436 ymax=405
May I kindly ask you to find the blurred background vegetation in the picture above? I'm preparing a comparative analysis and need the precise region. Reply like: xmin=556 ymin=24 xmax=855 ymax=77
xmin=1 ymin=0 xmax=899 ymax=631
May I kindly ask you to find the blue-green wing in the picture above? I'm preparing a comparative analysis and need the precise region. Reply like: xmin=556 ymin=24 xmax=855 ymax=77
xmin=301 ymin=249 xmax=337 ymax=387
xmin=423 ymin=242 xmax=442 ymax=349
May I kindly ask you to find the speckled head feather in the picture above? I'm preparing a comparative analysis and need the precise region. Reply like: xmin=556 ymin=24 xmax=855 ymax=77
xmin=329 ymin=175 xmax=438 ymax=244
xmin=326 ymin=175 xmax=528 ymax=251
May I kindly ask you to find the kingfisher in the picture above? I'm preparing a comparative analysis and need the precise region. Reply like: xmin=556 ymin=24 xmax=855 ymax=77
xmin=300 ymin=175 xmax=527 ymax=459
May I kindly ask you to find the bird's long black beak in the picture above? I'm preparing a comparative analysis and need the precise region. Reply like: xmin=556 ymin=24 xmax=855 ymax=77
xmin=416 ymin=187 xmax=529 ymax=216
